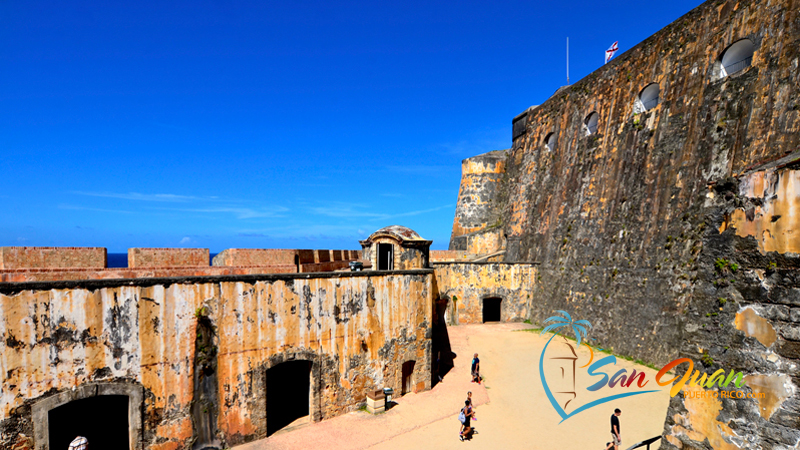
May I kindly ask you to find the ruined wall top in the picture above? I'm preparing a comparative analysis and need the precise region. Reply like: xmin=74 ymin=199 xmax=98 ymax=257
xmin=128 ymin=247 xmax=209 ymax=268
xmin=0 ymin=246 xmax=364 ymax=282
xmin=0 ymin=247 xmax=107 ymax=270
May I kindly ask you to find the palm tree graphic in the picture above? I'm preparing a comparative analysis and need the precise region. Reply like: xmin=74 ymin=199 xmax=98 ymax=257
xmin=540 ymin=310 xmax=591 ymax=345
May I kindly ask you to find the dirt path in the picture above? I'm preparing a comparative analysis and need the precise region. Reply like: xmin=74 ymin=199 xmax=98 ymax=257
xmin=236 ymin=323 xmax=671 ymax=450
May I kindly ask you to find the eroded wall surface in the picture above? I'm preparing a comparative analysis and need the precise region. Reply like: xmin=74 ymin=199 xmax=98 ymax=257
xmin=0 ymin=271 xmax=433 ymax=449
xmin=433 ymin=263 xmax=537 ymax=324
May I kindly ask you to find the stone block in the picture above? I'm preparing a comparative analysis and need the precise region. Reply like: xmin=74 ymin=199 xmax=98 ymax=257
xmin=0 ymin=247 xmax=107 ymax=269
xmin=779 ymin=324 xmax=800 ymax=341
xmin=128 ymin=248 xmax=209 ymax=268
xmin=366 ymin=392 xmax=385 ymax=414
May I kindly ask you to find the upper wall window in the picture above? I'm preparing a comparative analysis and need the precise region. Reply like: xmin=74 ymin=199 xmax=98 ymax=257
xmin=544 ymin=132 xmax=556 ymax=152
xmin=584 ymin=112 xmax=599 ymax=135
xmin=719 ymin=39 xmax=755 ymax=78
xmin=636 ymin=83 xmax=660 ymax=113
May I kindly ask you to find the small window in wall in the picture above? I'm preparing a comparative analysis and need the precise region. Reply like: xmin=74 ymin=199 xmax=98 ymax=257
xmin=544 ymin=132 xmax=556 ymax=152
xmin=377 ymin=243 xmax=394 ymax=270
xmin=584 ymin=112 xmax=599 ymax=135
xmin=719 ymin=39 xmax=754 ymax=78
xmin=482 ymin=297 xmax=502 ymax=322
xmin=636 ymin=83 xmax=660 ymax=112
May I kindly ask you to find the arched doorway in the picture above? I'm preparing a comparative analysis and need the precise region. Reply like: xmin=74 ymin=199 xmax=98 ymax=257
xmin=266 ymin=360 xmax=312 ymax=436
xmin=48 ymin=395 xmax=129 ymax=450
xmin=32 ymin=383 xmax=143 ymax=450
xmin=401 ymin=360 xmax=416 ymax=395
xmin=482 ymin=297 xmax=502 ymax=322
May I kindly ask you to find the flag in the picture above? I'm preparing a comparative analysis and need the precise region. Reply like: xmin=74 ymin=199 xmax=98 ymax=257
xmin=605 ymin=41 xmax=619 ymax=64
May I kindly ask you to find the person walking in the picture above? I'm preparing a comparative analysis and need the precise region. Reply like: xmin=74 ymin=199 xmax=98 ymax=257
xmin=466 ymin=392 xmax=478 ymax=433
xmin=459 ymin=399 xmax=474 ymax=441
xmin=611 ymin=408 xmax=622 ymax=450
xmin=471 ymin=353 xmax=481 ymax=383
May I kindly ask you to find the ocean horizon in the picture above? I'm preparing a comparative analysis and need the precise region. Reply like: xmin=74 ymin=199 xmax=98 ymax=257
xmin=107 ymin=253 xmax=218 ymax=268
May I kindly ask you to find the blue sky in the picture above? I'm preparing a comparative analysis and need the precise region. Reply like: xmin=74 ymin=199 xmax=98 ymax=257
xmin=1 ymin=0 xmax=703 ymax=252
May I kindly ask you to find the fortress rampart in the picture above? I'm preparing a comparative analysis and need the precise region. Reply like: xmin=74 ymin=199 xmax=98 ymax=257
xmin=0 ymin=247 xmax=365 ymax=283
xmin=450 ymin=0 xmax=800 ymax=447
xmin=0 ymin=234 xmax=539 ymax=449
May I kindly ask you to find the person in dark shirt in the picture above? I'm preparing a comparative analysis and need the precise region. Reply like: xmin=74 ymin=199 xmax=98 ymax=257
xmin=471 ymin=353 xmax=481 ymax=383
xmin=611 ymin=408 xmax=622 ymax=450
xmin=459 ymin=399 xmax=474 ymax=441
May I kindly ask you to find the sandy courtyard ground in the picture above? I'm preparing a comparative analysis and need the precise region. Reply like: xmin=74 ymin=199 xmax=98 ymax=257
xmin=236 ymin=323 xmax=671 ymax=450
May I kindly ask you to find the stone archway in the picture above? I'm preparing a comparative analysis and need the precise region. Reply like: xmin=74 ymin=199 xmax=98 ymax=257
xmin=32 ymin=383 xmax=143 ymax=450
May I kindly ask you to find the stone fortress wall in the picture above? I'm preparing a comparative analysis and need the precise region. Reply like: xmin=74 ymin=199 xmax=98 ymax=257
xmin=0 ymin=238 xmax=531 ymax=450
xmin=450 ymin=0 xmax=800 ymax=447
xmin=0 ymin=268 xmax=433 ymax=450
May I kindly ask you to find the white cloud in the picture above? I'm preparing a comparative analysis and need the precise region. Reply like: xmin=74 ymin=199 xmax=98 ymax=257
xmin=72 ymin=191 xmax=200 ymax=202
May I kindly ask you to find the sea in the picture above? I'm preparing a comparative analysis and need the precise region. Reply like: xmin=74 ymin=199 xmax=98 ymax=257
xmin=107 ymin=253 xmax=218 ymax=268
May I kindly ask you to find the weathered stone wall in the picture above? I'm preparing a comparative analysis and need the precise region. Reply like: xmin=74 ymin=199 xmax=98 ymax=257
xmin=449 ymin=150 xmax=508 ymax=256
xmin=449 ymin=0 xmax=800 ymax=447
xmin=0 ymin=271 xmax=433 ymax=449
xmin=128 ymin=248 xmax=210 ymax=268
xmin=430 ymin=250 xmax=470 ymax=262
xmin=0 ymin=247 xmax=107 ymax=270
xmin=433 ymin=263 xmax=537 ymax=324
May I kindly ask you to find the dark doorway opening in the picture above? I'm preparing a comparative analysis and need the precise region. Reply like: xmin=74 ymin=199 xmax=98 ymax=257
xmin=483 ymin=297 xmax=502 ymax=322
xmin=432 ymin=297 xmax=456 ymax=387
xmin=48 ymin=395 xmax=129 ymax=450
xmin=266 ymin=360 xmax=312 ymax=436
xmin=401 ymin=360 xmax=416 ymax=395
xmin=294 ymin=254 xmax=300 ymax=273
xmin=377 ymin=243 xmax=393 ymax=270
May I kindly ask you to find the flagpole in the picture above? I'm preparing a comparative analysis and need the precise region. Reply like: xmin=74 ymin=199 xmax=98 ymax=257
xmin=566 ymin=37 xmax=570 ymax=85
